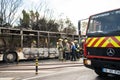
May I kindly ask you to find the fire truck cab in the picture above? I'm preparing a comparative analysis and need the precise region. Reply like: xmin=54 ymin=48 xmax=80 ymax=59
xmin=83 ymin=9 xmax=120 ymax=77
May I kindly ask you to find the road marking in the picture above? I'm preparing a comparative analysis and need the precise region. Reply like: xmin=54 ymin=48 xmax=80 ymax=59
xmin=0 ymin=70 xmax=55 ymax=73
xmin=0 ymin=78 xmax=15 ymax=80
xmin=22 ymin=66 xmax=86 ymax=80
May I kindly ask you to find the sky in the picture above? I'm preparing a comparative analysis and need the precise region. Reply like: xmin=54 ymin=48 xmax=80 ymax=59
xmin=22 ymin=0 xmax=120 ymax=27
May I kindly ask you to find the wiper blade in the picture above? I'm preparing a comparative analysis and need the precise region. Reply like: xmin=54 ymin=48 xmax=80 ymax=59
xmin=106 ymin=30 xmax=120 ymax=35
xmin=109 ymin=30 xmax=120 ymax=33
xmin=87 ymin=32 xmax=105 ymax=37
xmin=87 ymin=30 xmax=120 ymax=37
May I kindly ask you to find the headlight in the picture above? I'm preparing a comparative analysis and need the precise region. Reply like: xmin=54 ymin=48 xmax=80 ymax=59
xmin=84 ymin=59 xmax=91 ymax=65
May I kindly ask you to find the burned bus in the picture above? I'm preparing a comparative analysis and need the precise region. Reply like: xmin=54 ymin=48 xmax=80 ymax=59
xmin=0 ymin=27 xmax=78 ymax=62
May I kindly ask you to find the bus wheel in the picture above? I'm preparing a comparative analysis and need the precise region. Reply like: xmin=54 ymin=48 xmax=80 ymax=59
xmin=3 ymin=52 xmax=17 ymax=63
xmin=95 ymin=69 xmax=108 ymax=77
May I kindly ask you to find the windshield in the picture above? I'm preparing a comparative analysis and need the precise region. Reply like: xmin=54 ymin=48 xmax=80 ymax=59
xmin=87 ymin=9 xmax=120 ymax=36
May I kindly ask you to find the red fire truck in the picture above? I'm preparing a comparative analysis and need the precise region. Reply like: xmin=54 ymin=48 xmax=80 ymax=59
xmin=83 ymin=9 xmax=120 ymax=77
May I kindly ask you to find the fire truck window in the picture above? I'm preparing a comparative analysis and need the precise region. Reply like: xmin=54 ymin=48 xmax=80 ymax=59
xmin=88 ymin=19 xmax=103 ymax=33
xmin=117 ymin=26 xmax=120 ymax=30
xmin=94 ymin=21 xmax=101 ymax=31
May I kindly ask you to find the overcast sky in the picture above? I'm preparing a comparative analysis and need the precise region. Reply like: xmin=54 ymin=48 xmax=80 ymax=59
xmin=22 ymin=0 xmax=120 ymax=27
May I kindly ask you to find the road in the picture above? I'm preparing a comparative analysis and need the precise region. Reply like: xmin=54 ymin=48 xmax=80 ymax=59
xmin=23 ymin=66 xmax=97 ymax=80
xmin=22 ymin=66 xmax=119 ymax=80
xmin=0 ymin=59 xmax=119 ymax=80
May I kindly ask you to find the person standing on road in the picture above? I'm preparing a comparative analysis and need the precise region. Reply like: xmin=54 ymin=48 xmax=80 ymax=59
xmin=78 ymin=38 xmax=85 ymax=57
xmin=63 ymin=39 xmax=71 ymax=60
xmin=57 ymin=38 xmax=64 ymax=61
xmin=74 ymin=40 xmax=80 ymax=60
xmin=71 ymin=41 xmax=77 ymax=61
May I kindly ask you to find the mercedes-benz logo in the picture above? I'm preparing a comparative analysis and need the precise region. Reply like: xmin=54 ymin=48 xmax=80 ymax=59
xmin=106 ymin=48 xmax=115 ymax=56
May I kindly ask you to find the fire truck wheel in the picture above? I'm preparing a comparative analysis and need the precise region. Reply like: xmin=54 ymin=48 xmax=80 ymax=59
xmin=95 ymin=70 xmax=108 ymax=77
xmin=3 ymin=52 xmax=17 ymax=63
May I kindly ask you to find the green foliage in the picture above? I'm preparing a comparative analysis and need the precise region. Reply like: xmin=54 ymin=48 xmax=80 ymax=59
xmin=47 ymin=20 xmax=59 ymax=32
xmin=59 ymin=17 xmax=77 ymax=34
xmin=34 ymin=18 xmax=47 ymax=30
xmin=19 ymin=10 xmax=59 ymax=32
xmin=19 ymin=10 xmax=30 ymax=28
xmin=19 ymin=10 xmax=76 ymax=34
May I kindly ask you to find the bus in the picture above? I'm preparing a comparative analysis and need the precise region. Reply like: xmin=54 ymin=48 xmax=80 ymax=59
xmin=83 ymin=9 xmax=120 ymax=76
xmin=0 ymin=27 xmax=79 ymax=63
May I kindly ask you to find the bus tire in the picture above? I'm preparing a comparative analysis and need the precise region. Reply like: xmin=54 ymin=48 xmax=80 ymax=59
xmin=95 ymin=69 xmax=108 ymax=77
xmin=3 ymin=52 xmax=17 ymax=63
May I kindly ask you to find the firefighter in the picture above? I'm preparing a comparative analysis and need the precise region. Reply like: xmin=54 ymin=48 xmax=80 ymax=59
xmin=57 ymin=38 xmax=64 ymax=61
xmin=71 ymin=41 xmax=77 ymax=61
xmin=74 ymin=40 xmax=80 ymax=60
xmin=31 ymin=40 xmax=37 ymax=48
xmin=80 ymin=38 xmax=85 ymax=57
xmin=63 ymin=39 xmax=71 ymax=60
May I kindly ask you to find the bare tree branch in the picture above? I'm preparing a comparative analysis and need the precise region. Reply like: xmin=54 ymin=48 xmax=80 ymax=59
xmin=0 ymin=0 xmax=23 ymax=27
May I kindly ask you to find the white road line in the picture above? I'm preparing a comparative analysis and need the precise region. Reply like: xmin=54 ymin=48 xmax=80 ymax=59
xmin=22 ymin=66 xmax=86 ymax=80
xmin=0 ymin=70 xmax=55 ymax=73
xmin=0 ymin=78 xmax=15 ymax=80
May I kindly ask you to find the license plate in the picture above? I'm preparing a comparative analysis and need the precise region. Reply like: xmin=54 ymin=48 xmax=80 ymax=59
xmin=102 ymin=68 xmax=120 ymax=75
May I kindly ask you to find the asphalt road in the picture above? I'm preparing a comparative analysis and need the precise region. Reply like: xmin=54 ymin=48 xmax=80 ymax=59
xmin=0 ymin=59 xmax=119 ymax=80
xmin=23 ymin=66 xmax=119 ymax=80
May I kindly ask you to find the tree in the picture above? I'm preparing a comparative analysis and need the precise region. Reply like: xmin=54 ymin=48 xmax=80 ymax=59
xmin=0 ymin=0 xmax=23 ymax=27
xmin=35 ymin=11 xmax=39 ymax=24
xmin=47 ymin=20 xmax=59 ymax=32
xmin=63 ymin=18 xmax=76 ymax=34
xmin=19 ymin=10 xmax=30 ymax=29
xmin=58 ymin=17 xmax=77 ymax=34
xmin=58 ymin=19 xmax=64 ymax=32
xmin=29 ymin=10 xmax=36 ymax=29
xmin=63 ymin=26 xmax=76 ymax=34
xmin=19 ymin=9 xmax=76 ymax=34
xmin=33 ymin=17 xmax=47 ymax=30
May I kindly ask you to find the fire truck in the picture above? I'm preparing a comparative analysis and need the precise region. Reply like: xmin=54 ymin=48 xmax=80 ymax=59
xmin=82 ymin=9 xmax=120 ymax=77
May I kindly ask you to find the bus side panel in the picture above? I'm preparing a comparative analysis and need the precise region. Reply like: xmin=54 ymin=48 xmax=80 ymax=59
xmin=39 ymin=48 xmax=49 ymax=58
xmin=49 ymin=48 xmax=59 ymax=58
